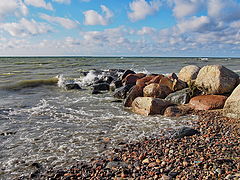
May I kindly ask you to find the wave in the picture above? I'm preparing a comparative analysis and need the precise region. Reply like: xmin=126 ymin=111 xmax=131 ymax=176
xmin=1 ymin=77 xmax=59 ymax=91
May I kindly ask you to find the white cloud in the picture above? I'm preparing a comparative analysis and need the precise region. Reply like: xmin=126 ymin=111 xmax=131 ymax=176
xmin=53 ymin=0 xmax=71 ymax=4
xmin=24 ymin=0 xmax=53 ymax=11
xmin=128 ymin=0 xmax=161 ymax=22
xmin=0 ymin=0 xmax=28 ymax=19
xmin=39 ymin=13 xmax=79 ymax=29
xmin=0 ymin=18 xmax=52 ymax=37
xmin=137 ymin=26 xmax=156 ymax=35
xmin=169 ymin=0 xmax=205 ymax=19
xmin=83 ymin=5 xmax=113 ymax=25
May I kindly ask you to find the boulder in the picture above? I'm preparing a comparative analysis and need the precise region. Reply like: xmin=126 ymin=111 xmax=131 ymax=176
xmin=93 ymin=83 xmax=110 ymax=91
xmin=136 ymin=75 xmax=156 ymax=87
xmin=224 ymin=84 xmax=240 ymax=119
xmin=143 ymin=83 xmax=172 ymax=98
xmin=65 ymin=83 xmax=81 ymax=90
xmin=168 ymin=73 xmax=178 ymax=80
xmin=121 ymin=69 xmax=136 ymax=80
xmin=189 ymin=95 xmax=228 ymax=110
xmin=172 ymin=127 xmax=200 ymax=139
xmin=132 ymin=97 xmax=172 ymax=116
xmin=146 ymin=74 xmax=164 ymax=85
xmin=113 ymin=84 xmax=134 ymax=99
xmin=122 ymin=73 xmax=146 ymax=86
xmin=164 ymin=105 xmax=192 ymax=117
xmin=159 ymin=77 xmax=174 ymax=90
xmin=178 ymin=65 xmax=200 ymax=82
xmin=109 ymin=80 xmax=123 ymax=91
xmin=172 ymin=79 xmax=187 ymax=91
xmin=165 ymin=88 xmax=191 ymax=104
xmin=124 ymin=85 xmax=144 ymax=107
xmin=195 ymin=65 xmax=239 ymax=94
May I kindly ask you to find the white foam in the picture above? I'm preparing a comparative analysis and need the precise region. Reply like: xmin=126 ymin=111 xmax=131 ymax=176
xmin=80 ymin=70 xmax=98 ymax=86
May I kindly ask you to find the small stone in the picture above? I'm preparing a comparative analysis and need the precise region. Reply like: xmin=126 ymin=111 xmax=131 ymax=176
xmin=142 ymin=158 xmax=150 ymax=164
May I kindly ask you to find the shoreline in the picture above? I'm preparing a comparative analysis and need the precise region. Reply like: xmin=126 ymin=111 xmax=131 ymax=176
xmin=30 ymin=110 xmax=239 ymax=179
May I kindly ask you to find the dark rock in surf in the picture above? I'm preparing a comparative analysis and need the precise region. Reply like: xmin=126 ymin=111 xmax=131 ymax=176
xmin=93 ymin=83 xmax=110 ymax=91
xmin=65 ymin=83 xmax=82 ymax=90
xmin=113 ymin=84 xmax=134 ymax=99
xmin=124 ymin=85 xmax=144 ymax=107
xmin=110 ymin=80 xmax=123 ymax=91
xmin=165 ymin=88 xmax=191 ymax=104
xmin=121 ymin=69 xmax=136 ymax=81
xmin=172 ymin=127 xmax=200 ymax=139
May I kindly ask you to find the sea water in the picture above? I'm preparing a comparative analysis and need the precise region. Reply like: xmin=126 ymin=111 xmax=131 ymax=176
xmin=0 ymin=57 xmax=239 ymax=179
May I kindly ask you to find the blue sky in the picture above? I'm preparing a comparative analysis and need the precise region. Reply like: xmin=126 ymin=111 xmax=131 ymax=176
xmin=0 ymin=0 xmax=240 ymax=57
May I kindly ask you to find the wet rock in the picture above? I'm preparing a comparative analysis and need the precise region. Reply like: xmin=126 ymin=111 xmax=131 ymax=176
xmin=93 ymin=83 xmax=110 ymax=91
xmin=224 ymin=84 xmax=240 ymax=119
xmin=113 ymin=84 xmax=134 ymax=99
xmin=124 ymin=85 xmax=144 ymax=107
xmin=122 ymin=73 xmax=146 ymax=86
xmin=136 ymin=75 xmax=156 ymax=87
xmin=178 ymin=65 xmax=201 ymax=82
xmin=172 ymin=79 xmax=187 ymax=91
xmin=143 ymin=83 xmax=172 ymax=98
xmin=121 ymin=69 xmax=136 ymax=81
xmin=106 ymin=161 xmax=128 ymax=170
xmin=164 ymin=105 xmax=192 ymax=117
xmin=159 ymin=77 xmax=174 ymax=90
xmin=110 ymin=80 xmax=123 ymax=91
xmin=165 ymin=88 xmax=191 ymax=104
xmin=65 ymin=83 xmax=81 ymax=90
xmin=189 ymin=95 xmax=227 ymax=110
xmin=132 ymin=97 xmax=173 ymax=116
xmin=173 ymin=127 xmax=200 ymax=138
xmin=146 ymin=74 xmax=165 ymax=85
xmin=195 ymin=65 xmax=239 ymax=94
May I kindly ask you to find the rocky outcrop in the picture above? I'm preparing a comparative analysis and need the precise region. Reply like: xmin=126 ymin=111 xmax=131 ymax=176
xmin=189 ymin=95 xmax=228 ymax=110
xmin=132 ymin=97 xmax=172 ymax=116
xmin=124 ymin=85 xmax=144 ymax=107
xmin=195 ymin=65 xmax=239 ymax=94
xmin=224 ymin=84 xmax=240 ymax=119
xmin=122 ymin=73 xmax=146 ymax=86
xmin=143 ymin=84 xmax=172 ymax=99
xmin=178 ymin=65 xmax=200 ymax=82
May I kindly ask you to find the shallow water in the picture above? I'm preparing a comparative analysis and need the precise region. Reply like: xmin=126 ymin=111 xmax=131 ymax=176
xmin=0 ymin=57 xmax=239 ymax=179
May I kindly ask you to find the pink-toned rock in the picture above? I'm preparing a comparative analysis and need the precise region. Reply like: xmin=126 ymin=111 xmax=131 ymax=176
xmin=132 ymin=97 xmax=172 ymax=116
xmin=146 ymin=75 xmax=164 ymax=85
xmin=159 ymin=77 xmax=174 ymax=90
xmin=143 ymin=83 xmax=172 ymax=98
xmin=164 ymin=105 xmax=192 ymax=117
xmin=124 ymin=85 xmax=144 ymax=107
xmin=122 ymin=73 xmax=146 ymax=85
xmin=189 ymin=95 xmax=228 ymax=110
xmin=136 ymin=75 xmax=156 ymax=87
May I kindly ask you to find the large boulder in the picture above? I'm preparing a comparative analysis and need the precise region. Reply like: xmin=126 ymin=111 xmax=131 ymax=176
xmin=143 ymin=83 xmax=172 ymax=98
xmin=178 ymin=65 xmax=200 ymax=82
xmin=165 ymin=88 xmax=191 ymax=104
xmin=113 ymin=84 xmax=134 ymax=99
xmin=224 ymin=84 xmax=240 ymax=119
xmin=195 ymin=65 xmax=239 ymax=94
xmin=189 ymin=95 xmax=227 ymax=110
xmin=136 ymin=75 xmax=156 ymax=87
xmin=124 ymin=85 xmax=144 ymax=107
xmin=121 ymin=69 xmax=135 ymax=81
xmin=159 ymin=77 xmax=174 ymax=90
xmin=122 ymin=73 xmax=146 ymax=86
xmin=146 ymin=74 xmax=164 ymax=85
xmin=132 ymin=97 xmax=172 ymax=116
xmin=172 ymin=79 xmax=187 ymax=91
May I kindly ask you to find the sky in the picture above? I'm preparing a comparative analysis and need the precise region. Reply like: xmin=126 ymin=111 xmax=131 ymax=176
xmin=0 ymin=0 xmax=240 ymax=57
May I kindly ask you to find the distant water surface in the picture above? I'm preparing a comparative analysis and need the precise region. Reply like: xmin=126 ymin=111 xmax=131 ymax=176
xmin=0 ymin=57 xmax=239 ymax=179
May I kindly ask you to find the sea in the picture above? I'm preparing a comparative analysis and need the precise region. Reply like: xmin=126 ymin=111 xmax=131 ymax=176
xmin=0 ymin=57 xmax=239 ymax=179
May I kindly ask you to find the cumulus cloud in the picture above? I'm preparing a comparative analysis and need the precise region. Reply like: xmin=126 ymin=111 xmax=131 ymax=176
xmin=39 ymin=13 xmax=79 ymax=29
xmin=169 ymin=0 xmax=205 ymax=19
xmin=53 ymin=0 xmax=71 ymax=4
xmin=137 ymin=26 xmax=156 ymax=35
xmin=83 ymin=5 xmax=113 ymax=25
xmin=0 ymin=18 xmax=52 ymax=37
xmin=128 ymin=0 xmax=161 ymax=22
xmin=0 ymin=0 xmax=28 ymax=19
xmin=24 ymin=0 xmax=53 ymax=11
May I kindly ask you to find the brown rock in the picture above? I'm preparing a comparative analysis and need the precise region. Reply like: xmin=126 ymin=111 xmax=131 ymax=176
xmin=195 ymin=65 xmax=239 ymax=94
xmin=164 ymin=105 xmax=192 ymax=117
xmin=178 ymin=65 xmax=200 ymax=82
xmin=136 ymin=75 xmax=156 ymax=87
xmin=122 ymin=73 xmax=146 ymax=85
xmin=124 ymin=85 xmax=143 ymax=107
xmin=143 ymin=83 xmax=172 ymax=98
xmin=224 ymin=84 xmax=240 ymax=119
xmin=172 ymin=79 xmax=187 ymax=91
xmin=146 ymin=74 xmax=164 ymax=85
xmin=132 ymin=97 xmax=172 ymax=116
xmin=189 ymin=95 xmax=227 ymax=110
xmin=159 ymin=77 xmax=174 ymax=90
